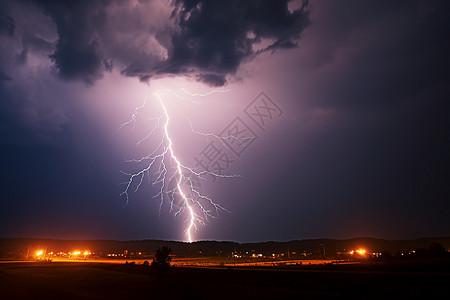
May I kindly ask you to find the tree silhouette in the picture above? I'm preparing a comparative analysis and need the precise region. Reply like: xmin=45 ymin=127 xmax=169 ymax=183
xmin=151 ymin=246 xmax=172 ymax=280
xmin=152 ymin=246 xmax=172 ymax=267
xmin=428 ymin=242 xmax=447 ymax=257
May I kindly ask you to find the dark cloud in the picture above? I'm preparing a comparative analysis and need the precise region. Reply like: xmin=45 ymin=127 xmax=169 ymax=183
xmin=29 ymin=0 xmax=310 ymax=86
xmin=16 ymin=32 xmax=53 ymax=64
xmin=195 ymin=73 xmax=227 ymax=87
xmin=299 ymin=0 xmax=450 ymax=110
xmin=0 ymin=70 xmax=11 ymax=81
xmin=31 ymin=0 xmax=108 ymax=84
xmin=153 ymin=0 xmax=311 ymax=85
xmin=0 ymin=5 xmax=15 ymax=37
xmin=0 ymin=0 xmax=68 ymax=145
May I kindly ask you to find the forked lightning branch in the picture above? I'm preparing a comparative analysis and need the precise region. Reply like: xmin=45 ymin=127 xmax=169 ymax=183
xmin=119 ymin=89 xmax=234 ymax=243
xmin=119 ymin=88 xmax=282 ymax=242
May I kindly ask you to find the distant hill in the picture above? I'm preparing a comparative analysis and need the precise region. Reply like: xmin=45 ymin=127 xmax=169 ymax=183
xmin=1 ymin=237 xmax=449 ymax=260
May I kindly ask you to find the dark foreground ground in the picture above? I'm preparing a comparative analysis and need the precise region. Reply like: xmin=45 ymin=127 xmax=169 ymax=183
xmin=0 ymin=260 xmax=449 ymax=299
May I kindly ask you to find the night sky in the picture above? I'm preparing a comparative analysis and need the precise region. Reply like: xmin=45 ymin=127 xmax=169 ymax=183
xmin=1 ymin=0 xmax=449 ymax=242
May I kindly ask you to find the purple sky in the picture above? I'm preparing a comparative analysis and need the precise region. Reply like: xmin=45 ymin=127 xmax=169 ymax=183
xmin=1 ymin=0 xmax=449 ymax=242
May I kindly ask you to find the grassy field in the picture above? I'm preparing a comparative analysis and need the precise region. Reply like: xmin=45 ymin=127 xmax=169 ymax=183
xmin=45 ymin=257 xmax=341 ymax=267
xmin=0 ymin=260 xmax=449 ymax=299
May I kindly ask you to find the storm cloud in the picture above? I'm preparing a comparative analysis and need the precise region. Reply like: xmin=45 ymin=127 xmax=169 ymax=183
xmin=0 ymin=0 xmax=310 ymax=143
xmin=28 ymin=0 xmax=310 ymax=85
xmin=0 ymin=4 xmax=14 ymax=37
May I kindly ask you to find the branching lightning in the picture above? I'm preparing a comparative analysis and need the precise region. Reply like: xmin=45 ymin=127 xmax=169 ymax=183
xmin=120 ymin=88 xmax=234 ymax=242
xmin=180 ymin=88 xmax=230 ymax=98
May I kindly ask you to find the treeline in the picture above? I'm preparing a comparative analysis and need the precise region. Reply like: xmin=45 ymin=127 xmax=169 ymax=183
xmin=0 ymin=237 xmax=449 ymax=260
xmin=370 ymin=242 xmax=449 ymax=263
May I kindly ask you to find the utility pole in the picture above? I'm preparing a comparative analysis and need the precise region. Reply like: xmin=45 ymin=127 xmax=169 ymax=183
xmin=321 ymin=243 xmax=326 ymax=259
xmin=26 ymin=245 xmax=31 ymax=260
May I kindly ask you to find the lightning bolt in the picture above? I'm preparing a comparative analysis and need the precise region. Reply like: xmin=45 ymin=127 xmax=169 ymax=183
xmin=180 ymin=88 xmax=231 ymax=99
xmin=120 ymin=87 xmax=234 ymax=242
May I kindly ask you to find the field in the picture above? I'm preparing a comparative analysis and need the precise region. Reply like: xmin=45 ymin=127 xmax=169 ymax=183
xmin=43 ymin=257 xmax=340 ymax=267
xmin=1 ymin=260 xmax=449 ymax=299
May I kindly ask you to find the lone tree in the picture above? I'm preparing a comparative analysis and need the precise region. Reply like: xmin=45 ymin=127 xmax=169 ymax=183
xmin=152 ymin=246 xmax=172 ymax=267
xmin=151 ymin=246 xmax=172 ymax=279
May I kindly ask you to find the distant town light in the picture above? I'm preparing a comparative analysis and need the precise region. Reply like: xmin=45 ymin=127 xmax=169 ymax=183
xmin=357 ymin=249 xmax=366 ymax=255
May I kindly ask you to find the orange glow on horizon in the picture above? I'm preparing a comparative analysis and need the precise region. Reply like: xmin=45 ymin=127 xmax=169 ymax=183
xmin=357 ymin=249 xmax=366 ymax=255
xmin=350 ymin=248 xmax=367 ymax=255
